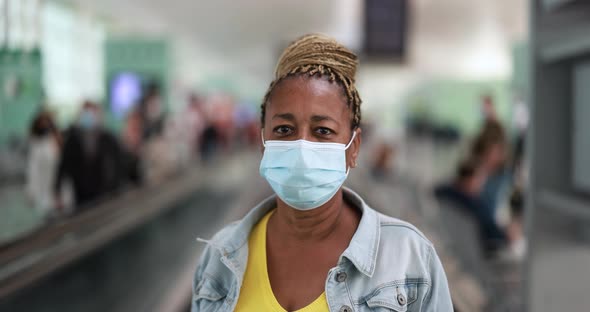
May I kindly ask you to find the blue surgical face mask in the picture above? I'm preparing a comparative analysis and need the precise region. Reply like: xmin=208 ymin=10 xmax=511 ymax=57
xmin=79 ymin=110 xmax=97 ymax=130
xmin=259 ymin=130 xmax=356 ymax=210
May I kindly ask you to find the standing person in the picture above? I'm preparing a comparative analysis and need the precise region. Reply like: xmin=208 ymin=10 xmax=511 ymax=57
xmin=186 ymin=94 xmax=206 ymax=157
xmin=371 ymin=142 xmax=395 ymax=180
xmin=54 ymin=102 xmax=123 ymax=211
xmin=199 ymin=97 xmax=219 ymax=163
xmin=122 ymin=109 xmax=144 ymax=185
xmin=192 ymin=34 xmax=452 ymax=312
xmin=480 ymin=94 xmax=498 ymax=122
xmin=26 ymin=110 xmax=62 ymax=218
xmin=139 ymin=83 xmax=166 ymax=140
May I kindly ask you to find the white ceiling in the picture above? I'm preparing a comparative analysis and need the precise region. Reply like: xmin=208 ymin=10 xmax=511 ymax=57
xmin=410 ymin=0 xmax=528 ymax=78
xmin=69 ymin=0 xmax=351 ymax=78
xmin=68 ymin=0 xmax=528 ymax=82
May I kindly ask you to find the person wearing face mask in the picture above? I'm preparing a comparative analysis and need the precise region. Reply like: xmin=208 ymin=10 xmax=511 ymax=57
xmin=192 ymin=34 xmax=452 ymax=312
xmin=54 ymin=101 xmax=124 ymax=212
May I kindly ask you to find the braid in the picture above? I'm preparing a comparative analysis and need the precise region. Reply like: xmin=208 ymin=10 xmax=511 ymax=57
xmin=260 ymin=34 xmax=362 ymax=129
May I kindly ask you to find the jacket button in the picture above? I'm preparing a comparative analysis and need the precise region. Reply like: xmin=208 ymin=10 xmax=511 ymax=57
xmin=397 ymin=293 xmax=406 ymax=306
xmin=339 ymin=305 xmax=352 ymax=312
xmin=335 ymin=271 xmax=347 ymax=283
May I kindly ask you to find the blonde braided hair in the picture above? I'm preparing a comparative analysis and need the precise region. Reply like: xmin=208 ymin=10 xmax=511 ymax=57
xmin=260 ymin=34 xmax=362 ymax=129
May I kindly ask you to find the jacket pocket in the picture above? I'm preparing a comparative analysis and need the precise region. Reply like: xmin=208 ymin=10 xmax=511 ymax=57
xmin=363 ymin=282 xmax=418 ymax=311
xmin=192 ymin=276 xmax=228 ymax=311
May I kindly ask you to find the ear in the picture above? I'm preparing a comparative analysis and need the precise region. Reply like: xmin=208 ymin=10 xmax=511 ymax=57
xmin=347 ymin=128 xmax=362 ymax=168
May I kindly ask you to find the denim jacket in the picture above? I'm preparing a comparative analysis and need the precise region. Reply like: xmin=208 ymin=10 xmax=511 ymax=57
xmin=192 ymin=187 xmax=453 ymax=311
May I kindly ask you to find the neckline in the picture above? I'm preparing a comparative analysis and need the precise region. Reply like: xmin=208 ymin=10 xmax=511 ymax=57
xmin=260 ymin=210 xmax=327 ymax=312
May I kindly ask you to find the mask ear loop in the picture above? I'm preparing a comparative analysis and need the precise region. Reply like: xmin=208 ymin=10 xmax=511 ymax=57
xmin=344 ymin=129 xmax=357 ymax=150
xmin=345 ymin=129 xmax=358 ymax=174
xmin=260 ymin=129 xmax=266 ymax=147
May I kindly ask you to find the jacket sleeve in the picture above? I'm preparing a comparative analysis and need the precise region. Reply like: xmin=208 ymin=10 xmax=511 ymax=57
xmin=422 ymin=246 xmax=454 ymax=311
xmin=191 ymin=221 xmax=241 ymax=312
xmin=191 ymin=242 xmax=217 ymax=312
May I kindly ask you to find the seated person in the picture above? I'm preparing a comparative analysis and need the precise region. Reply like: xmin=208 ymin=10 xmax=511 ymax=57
xmin=470 ymin=120 xmax=512 ymax=222
xmin=434 ymin=158 xmax=510 ymax=254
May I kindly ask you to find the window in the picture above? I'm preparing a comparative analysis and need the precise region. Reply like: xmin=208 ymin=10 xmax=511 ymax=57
xmin=41 ymin=1 xmax=105 ymax=114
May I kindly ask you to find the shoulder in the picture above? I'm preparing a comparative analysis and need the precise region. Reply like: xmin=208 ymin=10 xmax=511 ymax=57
xmin=193 ymin=221 xmax=241 ymax=289
xmin=377 ymin=212 xmax=433 ymax=248
xmin=372 ymin=210 xmax=437 ymax=278
xmin=196 ymin=197 xmax=275 ymax=269
xmin=197 ymin=220 xmax=241 ymax=263
xmin=344 ymin=187 xmax=436 ymax=268
xmin=208 ymin=220 xmax=242 ymax=248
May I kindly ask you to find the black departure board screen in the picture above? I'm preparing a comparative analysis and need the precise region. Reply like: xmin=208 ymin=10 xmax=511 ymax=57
xmin=364 ymin=0 xmax=408 ymax=60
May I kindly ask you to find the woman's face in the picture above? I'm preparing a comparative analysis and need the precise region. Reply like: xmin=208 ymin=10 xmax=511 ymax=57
xmin=263 ymin=76 xmax=361 ymax=169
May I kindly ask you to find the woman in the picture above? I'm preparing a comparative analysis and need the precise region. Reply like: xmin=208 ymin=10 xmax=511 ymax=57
xmin=26 ymin=110 xmax=62 ymax=218
xmin=192 ymin=34 xmax=452 ymax=312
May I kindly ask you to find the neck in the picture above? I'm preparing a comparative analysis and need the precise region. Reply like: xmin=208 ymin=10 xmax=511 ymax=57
xmin=271 ymin=189 xmax=349 ymax=242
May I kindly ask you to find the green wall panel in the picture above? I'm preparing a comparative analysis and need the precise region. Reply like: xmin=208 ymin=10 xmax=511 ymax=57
xmin=104 ymin=38 xmax=170 ymax=131
xmin=0 ymin=49 xmax=43 ymax=146
xmin=406 ymin=79 xmax=511 ymax=135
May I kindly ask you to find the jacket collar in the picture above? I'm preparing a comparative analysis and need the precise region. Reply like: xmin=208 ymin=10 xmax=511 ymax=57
xmin=209 ymin=187 xmax=380 ymax=277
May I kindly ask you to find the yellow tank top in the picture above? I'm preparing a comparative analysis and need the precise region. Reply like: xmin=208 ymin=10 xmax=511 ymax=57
xmin=234 ymin=210 xmax=329 ymax=312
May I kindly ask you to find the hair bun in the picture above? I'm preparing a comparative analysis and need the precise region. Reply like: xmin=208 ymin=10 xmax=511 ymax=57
xmin=275 ymin=34 xmax=358 ymax=82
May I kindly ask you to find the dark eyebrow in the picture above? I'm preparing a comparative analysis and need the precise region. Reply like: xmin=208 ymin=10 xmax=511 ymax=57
xmin=311 ymin=115 xmax=339 ymax=124
xmin=272 ymin=113 xmax=295 ymax=121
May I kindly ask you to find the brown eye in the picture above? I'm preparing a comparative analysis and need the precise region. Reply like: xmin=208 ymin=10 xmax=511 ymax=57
xmin=315 ymin=127 xmax=333 ymax=136
xmin=273 ymin=125 xmax=293 ymax=137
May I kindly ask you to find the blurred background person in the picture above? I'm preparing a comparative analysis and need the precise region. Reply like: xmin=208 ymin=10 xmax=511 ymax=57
xmin=480 ymin=94 xmax=498 ymax=123
xmin=435 ymin=158 xmax=513 ymax=253
xmin=233 ymin=101 xmax=259 ymax=148
xmin=54 ymin=101 xmax=124 ymax=212
xmin=209 ymin=94 xmax=236 ymax=154
xmin=186 ymin=93 xmax=207 ymax=157
xmin=26 ymin=110 xmax=62 ymax=219
xmin=371 ymin=142 xmax=396 ymax=180
xmin=139 ymin=83 xmax=166 ymax=141
xmin=121 ymin=109 xmax=144 ymax=185
xmin=199 ymin=123 xmax=219 ymax=163
xmin=470 ymin=120 xmax=512 ymax=229
xmin=198 ymin=97 xmax=220 ymax=163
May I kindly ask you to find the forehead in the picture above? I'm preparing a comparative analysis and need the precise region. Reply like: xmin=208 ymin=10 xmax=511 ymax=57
xmin=268 ymin=76 xmax=349 ymax=119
